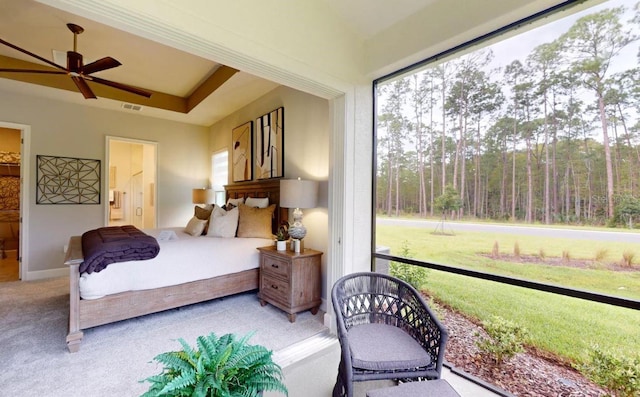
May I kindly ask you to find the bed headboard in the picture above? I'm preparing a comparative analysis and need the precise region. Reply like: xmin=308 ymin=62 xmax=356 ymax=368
xmin=225 ymin=179 xmax=288 ymax=235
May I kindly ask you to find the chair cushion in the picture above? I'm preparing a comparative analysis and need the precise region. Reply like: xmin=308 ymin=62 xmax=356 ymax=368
xmin=347 ymin=323 xmax=431 ymax=371
xmin=366 ymin=379 xmax=461 ymax=397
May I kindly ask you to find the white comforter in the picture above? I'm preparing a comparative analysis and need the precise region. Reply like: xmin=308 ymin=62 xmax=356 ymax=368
xmin=79 ymin=227 xmax=273 ymax=299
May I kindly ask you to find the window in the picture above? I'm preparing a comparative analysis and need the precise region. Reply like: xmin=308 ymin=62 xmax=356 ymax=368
xmin=373 ymin=0 xmax=639 ymax=394
xmin=211 ymin=150 xmax=228 ymax=206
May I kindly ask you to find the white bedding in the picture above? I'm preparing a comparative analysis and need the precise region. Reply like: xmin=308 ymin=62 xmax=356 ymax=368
xmin=79 ymin=227 xmax=273 ymax=299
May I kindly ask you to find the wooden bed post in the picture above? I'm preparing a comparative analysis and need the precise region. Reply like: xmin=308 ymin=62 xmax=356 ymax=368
xmin=64 ymin=236 xmax=84 ymax=352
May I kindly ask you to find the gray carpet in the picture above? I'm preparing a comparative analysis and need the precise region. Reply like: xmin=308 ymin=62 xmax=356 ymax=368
xmin=0 ymin=277 xmax=327 ymax=396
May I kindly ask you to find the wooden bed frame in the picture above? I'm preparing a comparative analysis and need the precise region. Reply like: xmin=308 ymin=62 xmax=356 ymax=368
xmin=65 ymin=179 xmax=285 ymax=352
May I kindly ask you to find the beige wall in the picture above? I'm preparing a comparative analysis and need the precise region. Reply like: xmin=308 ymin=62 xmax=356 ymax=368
xmin=209 ymin=85 xmax=331 ymax=300
xmin=0 ymin=92 xmax=209 ymax=277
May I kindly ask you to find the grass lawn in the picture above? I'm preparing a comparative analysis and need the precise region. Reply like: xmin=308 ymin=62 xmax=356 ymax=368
xmin=376 ymin=223 xmax=640 ymax=364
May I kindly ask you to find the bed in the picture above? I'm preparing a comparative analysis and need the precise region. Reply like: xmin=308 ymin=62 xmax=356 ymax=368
xmin=0 ymin=151 xmax=20 ymax=259
xmin=64 ymin=179 xmax=287 ymax=352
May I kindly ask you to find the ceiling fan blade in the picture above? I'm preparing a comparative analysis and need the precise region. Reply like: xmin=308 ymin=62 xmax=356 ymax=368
xmin=82 ymin=57 xmax=121 ymax=75
xmin=0 ymin=68 xmax=66 ymax=75
xmin=0 ymin=38 xmax=67 ymax=72
xmin=71 ymin=76 xmax=96 ymax=99
xmin=89 ymin=76 xmax=152 ymax=98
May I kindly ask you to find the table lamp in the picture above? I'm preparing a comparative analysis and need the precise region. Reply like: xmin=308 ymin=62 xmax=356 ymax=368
xmin=280 ymin=178 xmax=318 ymax=241
xmin=192 ymin=188 xmax=214 ymax=205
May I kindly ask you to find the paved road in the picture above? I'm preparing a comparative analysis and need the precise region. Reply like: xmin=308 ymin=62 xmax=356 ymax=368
xmin=376 ymin=218 xmax=640 ymax=243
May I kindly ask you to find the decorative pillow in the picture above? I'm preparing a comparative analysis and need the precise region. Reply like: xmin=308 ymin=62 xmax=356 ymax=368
xmin=194 ymin=205 xmax=213 ymax=220
xmin=245 ymin=197 xmax=269 ymax=208
xmin=206 ymin=206 xmax=239 ymax=238
xmin=226 ymin=197 xmax=245 ymax=207
xmin=194 ymin=205 xmax=214 ymax=234
xmin=184 ymin=216 xmax=207 ymax=236
xmin=237 ymin=204 xmax=276 ymax=239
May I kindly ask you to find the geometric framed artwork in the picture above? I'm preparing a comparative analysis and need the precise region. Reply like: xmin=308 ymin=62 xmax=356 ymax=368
xmin=254 ymin=106 xmax=284 ymax=180
xmin=232 ymin=120 xmax=253 ymax=182
xmin=36 ymin=155 xmax=101 ymax=204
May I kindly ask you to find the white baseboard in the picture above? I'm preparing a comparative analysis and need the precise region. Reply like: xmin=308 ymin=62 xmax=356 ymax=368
xmin=25 ymin=267 xmax=67 ymax=281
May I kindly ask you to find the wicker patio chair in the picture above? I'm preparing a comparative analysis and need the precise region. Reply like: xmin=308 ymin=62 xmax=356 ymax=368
xmin=331 ymin=272 xmax=449 ymax=397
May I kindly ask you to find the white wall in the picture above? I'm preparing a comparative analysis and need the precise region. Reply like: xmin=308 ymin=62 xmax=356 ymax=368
xmin=0 ymin=92 xmax=209 ymax=278
xmin=209 ymin=85 xmax=332 ymax=302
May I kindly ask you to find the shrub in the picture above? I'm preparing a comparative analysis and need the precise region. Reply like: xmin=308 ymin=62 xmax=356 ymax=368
xmin=491 ymin=241 xmax=500 ymax=259
xmin=538 ymin=248 xmax=546 ymax=260
xmin=594 ymin=248 xmax=608 ymax=263
xmin=621 ymin=250 xmax=636 ymax=267
xmin=475 ymin=315 xmax=529 ymax=365
xmin=579 ymin=344 xmax=640 ymax=397
xmin=390 ymin=240 xmax=429 ymax=290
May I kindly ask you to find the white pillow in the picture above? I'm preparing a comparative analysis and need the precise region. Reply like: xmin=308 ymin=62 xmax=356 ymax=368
xmin=245 ymin=197 xmax=269 ymax=208
xmin=207 ymin=205 xmax=239 ymax=238
xmin=226 ymin=197 xmax=245 ymax=207
xmin=184 ymin=216 xmax=207 ymax=236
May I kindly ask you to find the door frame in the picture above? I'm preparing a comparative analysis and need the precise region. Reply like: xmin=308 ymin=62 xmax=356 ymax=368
xmin=105 ymin=136 xmax=158 ymax=228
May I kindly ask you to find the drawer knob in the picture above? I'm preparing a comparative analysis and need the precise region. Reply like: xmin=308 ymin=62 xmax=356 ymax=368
xmin=271 ymin=285 xmax=279 ymax=290
xmin=271 ymin=263 xmax=279 ymax=269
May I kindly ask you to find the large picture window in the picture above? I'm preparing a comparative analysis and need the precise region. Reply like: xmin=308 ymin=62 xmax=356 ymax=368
xmin=373 ymin=0 xmax=639 ymax=394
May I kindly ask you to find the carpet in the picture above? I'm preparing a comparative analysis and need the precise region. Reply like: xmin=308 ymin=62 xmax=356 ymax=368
xmin=0 ymin=277 xmax=327 ymax=396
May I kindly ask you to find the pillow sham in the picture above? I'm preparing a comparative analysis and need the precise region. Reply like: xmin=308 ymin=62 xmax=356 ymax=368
xmin=245 ymin=197 xmax=269 ymax=208
xmin=206 ymin=205 xmax=239 ymax=238
xmin=194 ymin=205 xmax=214 ymax=234
xmin=226 ymin=197 xmax=245 ymax=207
xmin=194 ymin=205 xmax=213 ymax=220
xmin=237 ymin=203 xmax=276 ymax=239
xmin=184 ymin=216 xmax=207 ymax=236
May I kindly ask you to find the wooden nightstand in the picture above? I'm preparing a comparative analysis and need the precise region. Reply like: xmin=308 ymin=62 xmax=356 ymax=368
xmin=257 ymin=245 xmax=323 ymax=323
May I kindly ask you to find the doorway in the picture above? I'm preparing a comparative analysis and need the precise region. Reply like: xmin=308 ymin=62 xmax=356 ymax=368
xmin=106 ymin=137 xmax=157 ymax=229
xmin=0 ymin=125 xmax=24 ymax=281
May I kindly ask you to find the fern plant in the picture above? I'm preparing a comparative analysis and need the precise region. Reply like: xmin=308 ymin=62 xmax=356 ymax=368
xmin=141 ymin=332 xmax=288 ymax=397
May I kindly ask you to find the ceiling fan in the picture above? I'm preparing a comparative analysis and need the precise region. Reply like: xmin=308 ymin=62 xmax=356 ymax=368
xmin=0 ymin=23 xmax=151 ymax=99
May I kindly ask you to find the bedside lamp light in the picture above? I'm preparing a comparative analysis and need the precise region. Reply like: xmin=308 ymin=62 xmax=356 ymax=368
xmin=280 ymin=178 xmax=318 ymax=241
xmin=192 ymin=188 xmax=214 ymax=205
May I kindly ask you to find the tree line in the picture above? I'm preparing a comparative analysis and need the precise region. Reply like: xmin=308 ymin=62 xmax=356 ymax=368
xmin=376 ymin=2 xmax=640 ymax=226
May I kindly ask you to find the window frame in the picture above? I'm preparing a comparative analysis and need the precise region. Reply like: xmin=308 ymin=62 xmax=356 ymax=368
xmin=370 ymin=0 xmax=640 ymax=312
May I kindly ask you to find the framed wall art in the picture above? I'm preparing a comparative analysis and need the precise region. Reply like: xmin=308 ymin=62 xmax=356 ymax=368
xmin=255 ymin=107 xmax=284 ymax=179
xmin=232 ymin=120 xmax=253 ymax=182
xmin=36 ymin=155 xmax=101 ymax=204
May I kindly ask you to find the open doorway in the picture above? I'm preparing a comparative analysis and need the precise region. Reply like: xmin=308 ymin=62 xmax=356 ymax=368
xmin=106 ymin=137 xmax=157 ymax=229
xmin=0 ymin=126 xmax=22 ymax=281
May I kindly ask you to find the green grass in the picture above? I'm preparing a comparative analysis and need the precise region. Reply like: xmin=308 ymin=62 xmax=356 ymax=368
xmin=377 ymin=224 xmax=640 ymax=364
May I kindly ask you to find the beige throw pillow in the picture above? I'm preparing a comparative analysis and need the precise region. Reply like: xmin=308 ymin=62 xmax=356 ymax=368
xmin=237 ymin=204 xmax=276 ymax=239
xmin=206 ymin=206 xmax=239 ymax=238
xmin=184 ymin=216 xmax=207 ymax=236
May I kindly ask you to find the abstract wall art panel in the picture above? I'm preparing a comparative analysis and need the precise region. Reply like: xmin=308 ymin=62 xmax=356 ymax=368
xmin=36 ymin=155 xmax=101 ymax=204
xmin=255 ymin=107 xmax=284 ymax=179
xmin=232 ymin=120 xmax=253 ymax=182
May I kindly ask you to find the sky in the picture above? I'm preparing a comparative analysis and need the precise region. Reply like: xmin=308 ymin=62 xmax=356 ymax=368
xmin=487 ymin=0 xmax=638 ymax=74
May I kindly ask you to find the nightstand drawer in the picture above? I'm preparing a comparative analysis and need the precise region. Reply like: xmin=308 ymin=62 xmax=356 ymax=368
xmin=261 ymin=274 xmax=289 ymax=302
xmin=261 ymin=255 xmax=290 ymax=280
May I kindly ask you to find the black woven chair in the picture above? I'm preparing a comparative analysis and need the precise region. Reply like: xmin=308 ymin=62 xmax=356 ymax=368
xmin=331 ymin=272 xmax=449 ymax=397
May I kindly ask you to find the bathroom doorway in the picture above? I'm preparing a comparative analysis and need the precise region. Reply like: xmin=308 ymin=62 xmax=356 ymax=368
xmin=105 ymin=137 xmax=157 ymax=229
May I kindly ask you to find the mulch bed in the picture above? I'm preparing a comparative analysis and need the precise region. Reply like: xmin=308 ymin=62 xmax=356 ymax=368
xmin=437 ymin=302 xmax=610 ymax=396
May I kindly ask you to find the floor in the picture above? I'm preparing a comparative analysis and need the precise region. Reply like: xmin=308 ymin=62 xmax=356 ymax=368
xmin=0 ymin=250 xmax=18 ymax=281
xmin=265 ymin=332 xmax=501 ymax=397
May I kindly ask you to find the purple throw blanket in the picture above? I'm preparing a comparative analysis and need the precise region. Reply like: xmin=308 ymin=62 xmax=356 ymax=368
xmin=80 ymin=225 xmax=160 ymax=274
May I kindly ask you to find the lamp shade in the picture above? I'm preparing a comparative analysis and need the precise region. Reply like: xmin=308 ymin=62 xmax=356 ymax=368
xmin=280 ymin=178 xmax=318 ymax=209
xmin=192 ymin=188 xmax=214 ymax=204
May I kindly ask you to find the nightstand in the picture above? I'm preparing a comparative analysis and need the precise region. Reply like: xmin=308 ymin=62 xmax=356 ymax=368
xmin=257 ymin=245 xmax=323 ymax=323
